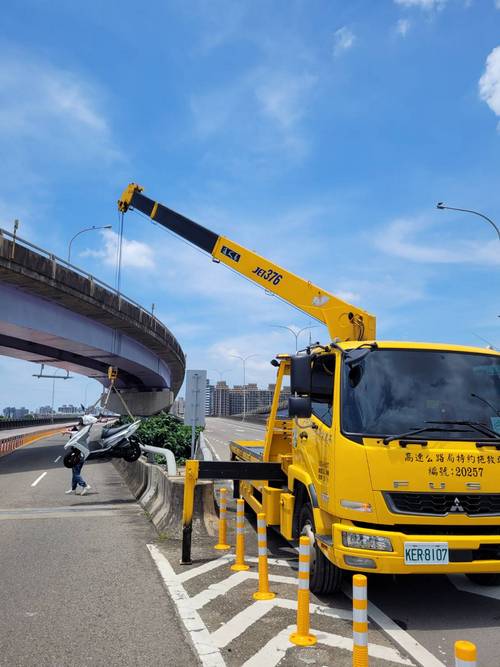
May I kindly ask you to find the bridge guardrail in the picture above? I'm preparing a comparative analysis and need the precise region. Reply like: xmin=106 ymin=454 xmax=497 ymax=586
xmin=0 ymin=227 xmax=185 ymax=383
xmin=0 ymin=416 xmax=81 ymax=431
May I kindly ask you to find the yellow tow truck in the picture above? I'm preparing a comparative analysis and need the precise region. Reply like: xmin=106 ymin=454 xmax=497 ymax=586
xmin=119 ymin=183 xmax=500 ymax=592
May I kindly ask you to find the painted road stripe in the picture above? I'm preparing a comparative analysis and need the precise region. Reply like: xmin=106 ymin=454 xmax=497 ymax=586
xmin=178 ymin=554 xmax=234 ymax=583
xmin=147 ymin=544 xmax=225 ymax=667
xmin=449 ymin=574 xmax=500 ymax=601
xmin=241 ymin=625 xmax=413 ymax=667
xmin=178 ymin=554 xmax=292 ymax=585
xmin=191 ymin=572 xmax=297 ymax=610
xmin=211 ymin=597 xmax=352 ymax=649
xmin=54 ymin=456 xmax=61 ymax=463
xmin=31 ymin=472 xmax=47 ymax=487
xmin=341 ymin=582 xmax=445 ymax=667
xmin=203 ymin=434 xmax=221 ymax=462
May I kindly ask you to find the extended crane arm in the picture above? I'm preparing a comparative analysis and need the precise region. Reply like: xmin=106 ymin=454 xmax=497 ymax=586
xmin=118 ymin=184 xmax=376 ymax=341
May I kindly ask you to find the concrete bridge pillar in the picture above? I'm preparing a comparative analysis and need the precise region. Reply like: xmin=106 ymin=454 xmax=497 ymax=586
xmin=104 ymin=389 xmax=174 ymax=417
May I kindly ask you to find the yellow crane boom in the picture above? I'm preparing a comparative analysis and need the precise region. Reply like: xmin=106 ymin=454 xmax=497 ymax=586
xmin=118 ymin=183 xmax=376 ymax=342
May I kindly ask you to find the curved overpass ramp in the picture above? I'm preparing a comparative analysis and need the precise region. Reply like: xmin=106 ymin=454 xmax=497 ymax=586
xmin=0 ymin=229 xmax=185 ymax=415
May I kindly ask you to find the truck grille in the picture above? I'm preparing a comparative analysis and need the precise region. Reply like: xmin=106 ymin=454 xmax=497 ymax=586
xmin=385 ymin=492 xmax=500 ymax=517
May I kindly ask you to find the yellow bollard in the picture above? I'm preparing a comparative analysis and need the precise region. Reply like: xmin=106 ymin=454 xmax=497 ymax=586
xmin=231 ymin=498 xmax=249 ymax=571
xmin=253 ymin=513 xmax=275 ymax=600
xmin=455 ymin=640 xmax=477 ymax=667
xmin=289 ymin=535 xmax=317 ymax=646
xmin=352 ymin=574 xmax=368 ymax=667
xmin=214 ymin=487 xmax=230 ymax=550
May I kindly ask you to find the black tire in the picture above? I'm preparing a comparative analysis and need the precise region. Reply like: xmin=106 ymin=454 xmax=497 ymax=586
xmin=122 ymin=442 xmax=141 ymax=462
xmin=298 ymin=503 xmax=342 ymax=594
xmin=465 ymin=573 xmax=500 ymax=586
xmin=63 ymin=449 xmax=83 ymax=469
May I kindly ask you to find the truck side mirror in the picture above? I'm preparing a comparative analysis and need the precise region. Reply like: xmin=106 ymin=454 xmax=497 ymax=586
xmin=288 ymin=396 xmax=312 ymax=419
xmin=290 ymin=354 xmax=313 ymax=395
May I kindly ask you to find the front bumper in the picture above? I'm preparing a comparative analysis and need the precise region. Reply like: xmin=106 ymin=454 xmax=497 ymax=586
xmin=322 ymin=523 xmax=500 ymax=574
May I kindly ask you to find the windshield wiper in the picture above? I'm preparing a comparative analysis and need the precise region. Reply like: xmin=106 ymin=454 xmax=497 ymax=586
xmin=382 ymin=426 xmax=462 ymax=446
xmin=426 ymin=420 xmax=500 ymax=441
xmin=470 ymin=393 xmax=500 ymax=416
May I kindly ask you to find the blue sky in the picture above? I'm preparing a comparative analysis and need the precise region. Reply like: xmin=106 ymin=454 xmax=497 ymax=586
xmin=1 ymin=0 xmax=500 ymax=410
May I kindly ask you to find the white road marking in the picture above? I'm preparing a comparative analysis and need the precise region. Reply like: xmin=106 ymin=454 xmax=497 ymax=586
xmin=448 ymin=574 xmax=500 ymax=600
xmin=179 ymin=554 xmax=293 ymax=584
xmin=178 ymin=554 xmax=234 ymax=583
xmin=30 ymin=472 xmax=47 ymax=487
xmin=211 ymin=597 xmax=352 ymax=649
xmin=241 ymin=625 xmax=413 ymax=667
xmin=203 ymin=434 xmax=221 ymax=462
xmin=342 ymin=582 xmax=445 ymax=667
xmin=147 ymin=544 xmax=225 ymax=667
xmin=54 ymin=456 xmax=61 ymax=463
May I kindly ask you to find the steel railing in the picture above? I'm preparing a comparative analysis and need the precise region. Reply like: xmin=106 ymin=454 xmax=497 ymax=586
xmin=0 ymin=226 xmax=185 ymax=362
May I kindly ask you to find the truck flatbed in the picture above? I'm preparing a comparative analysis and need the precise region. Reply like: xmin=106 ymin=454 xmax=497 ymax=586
xmin=230 ymin=440 xmax=265 ymax=462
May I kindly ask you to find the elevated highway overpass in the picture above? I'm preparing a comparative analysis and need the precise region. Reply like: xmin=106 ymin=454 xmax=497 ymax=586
xmin=0 ymin=228 xmax=185 ymax=415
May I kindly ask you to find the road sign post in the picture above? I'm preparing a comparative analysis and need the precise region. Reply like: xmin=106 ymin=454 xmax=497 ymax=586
xmin=184 ymin=370 xmax=206 ymax=458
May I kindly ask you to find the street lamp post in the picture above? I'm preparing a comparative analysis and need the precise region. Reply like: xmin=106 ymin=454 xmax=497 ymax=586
xmin=32 ymin=365 xmax=73 ymax=422
xmin=67 ymin=225 xmax=113 ymax=264
xmin=269 ymin=324 xmax=319 ymax=352
xmin=83 ymin=380 xmax=99 ymax=412
xmin=436 ymin=203 xmax=500 ymax=241
xmin=230 ymin=354 xmax=260 ymax=421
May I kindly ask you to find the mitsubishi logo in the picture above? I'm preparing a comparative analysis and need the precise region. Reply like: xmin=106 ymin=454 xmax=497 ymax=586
xmin=449 ymin=497 xmax=465 ymax=513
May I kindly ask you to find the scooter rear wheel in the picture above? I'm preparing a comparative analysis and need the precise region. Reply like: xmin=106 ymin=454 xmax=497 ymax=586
xmin=122 ymin=442 xmax=141 ymax=462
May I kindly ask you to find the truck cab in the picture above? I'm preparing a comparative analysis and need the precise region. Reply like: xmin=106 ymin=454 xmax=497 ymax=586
xmin=231 ymin=341 xmax=500 ymax=593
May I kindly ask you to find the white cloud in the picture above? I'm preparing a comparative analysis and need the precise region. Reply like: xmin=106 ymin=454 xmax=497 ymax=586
xmin=479 ymin=46 xmax=500 ymax=117
xmin=190 ymin=67 xmax=317 ymax=161
xmin=81 ymin=229 xmax=155 ymax=270
xmin=333 ymin=27 xmax=356 ymax=56
xmin=394 ymin=0 xmax=446 ymax=8
xmin=495 ymin=0 xmax=500 ymax=8
xmin=396 ymin=18 xmax=411 ymax=36
xmin=254 ymin=72 xmax=317 ymax=130
xmin=0 ymin=53 xmax=120 ymax=164
xmin=375 ymin=216 xmax=500 ymax=265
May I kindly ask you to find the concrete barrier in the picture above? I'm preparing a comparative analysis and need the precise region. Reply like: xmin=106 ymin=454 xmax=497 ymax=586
xmin=142 ymin=465 xmax=162 ymax=515
xmin=113 ymin=456 xmax=217 ymax=539
xmin=114 ymin=457 xmax=148 ymax=498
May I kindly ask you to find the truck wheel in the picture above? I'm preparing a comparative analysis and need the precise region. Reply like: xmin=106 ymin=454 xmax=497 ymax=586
xmin=465 ymin=573 xmax=500 ymax=586
xmin=298 ymin=503 xmax=342 ymax=595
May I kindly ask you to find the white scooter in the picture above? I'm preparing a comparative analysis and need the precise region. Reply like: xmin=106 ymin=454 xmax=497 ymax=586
xmin=63 ymin=416 xmax=142 ymax=468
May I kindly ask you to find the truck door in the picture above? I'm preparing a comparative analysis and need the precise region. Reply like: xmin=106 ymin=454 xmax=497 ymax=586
xmin=308 ymin=354 xmax=335 ymax=509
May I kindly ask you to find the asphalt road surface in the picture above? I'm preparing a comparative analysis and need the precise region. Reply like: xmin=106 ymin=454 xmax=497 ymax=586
xmin=0 ymin=435 xmax=197 ymax=667
xmin=204 ymin=417 xmax=500 ymax=667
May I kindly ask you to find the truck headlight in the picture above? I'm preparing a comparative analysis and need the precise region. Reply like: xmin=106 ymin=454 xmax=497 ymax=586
xmin=342 ymin=531 xmax=393 ymax=552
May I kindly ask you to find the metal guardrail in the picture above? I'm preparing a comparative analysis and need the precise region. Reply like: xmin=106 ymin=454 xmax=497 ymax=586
xmin=0 ymin=226 xmax=184 ymax=360
xmin=0 ymin=416 xmax=80 ymax=431
xmin=0 ymin=226 xmax=150 ymax=312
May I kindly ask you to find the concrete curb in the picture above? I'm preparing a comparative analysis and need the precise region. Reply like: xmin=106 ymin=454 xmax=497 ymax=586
xmin=113 ymin=456 xmax=217 ymax=539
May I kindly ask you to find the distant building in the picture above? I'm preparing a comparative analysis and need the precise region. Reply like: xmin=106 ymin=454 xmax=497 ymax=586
xmin=213 ymin=381 xmax=230 ymax=417
xmin=206 ymin=379 xmax=214 ymax=416
xmin=37 ymin=405 xmax=54 ymax=415
xmin=3 ymin=406 xmax=29 ymax=419
xmin=171 ymin=397 xmax=185 ymax=418
xmin=57 ymin=404 xmax=80 ymax=414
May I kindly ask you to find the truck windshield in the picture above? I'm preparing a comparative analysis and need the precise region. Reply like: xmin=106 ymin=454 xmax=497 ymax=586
xmin=341 ymin=349 xmax=500 ymax=440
